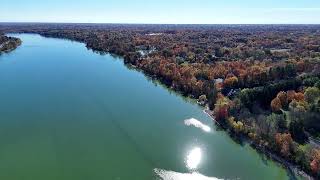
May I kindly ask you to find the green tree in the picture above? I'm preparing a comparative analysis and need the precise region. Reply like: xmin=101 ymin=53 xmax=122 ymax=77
xmin=315 ymin=81 xmax=320 ymax=89
xmin=289 ymin=119 xmax=308 ymax=143
xmin=208 ymin=84 xmax=218 ymax=110
xmin=304 ymin=87 xmax=320 ymax=104
xmin=239 ymin=88 xmax=253 ymax=109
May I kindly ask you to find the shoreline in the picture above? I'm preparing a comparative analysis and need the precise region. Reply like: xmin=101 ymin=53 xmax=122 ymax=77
xmin=203 ymin=108 xmax=313 ymax=180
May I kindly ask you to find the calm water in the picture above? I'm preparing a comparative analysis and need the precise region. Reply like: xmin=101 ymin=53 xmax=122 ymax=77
xmin=0 ymin=34 xmax=291 ymax=180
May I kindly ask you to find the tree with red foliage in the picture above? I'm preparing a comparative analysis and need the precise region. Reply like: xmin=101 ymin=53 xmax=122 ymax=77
xmin=214 ymin=93 xmax=230 ymax=121
xmin=310 ymin=149 xmax=320 ymax=175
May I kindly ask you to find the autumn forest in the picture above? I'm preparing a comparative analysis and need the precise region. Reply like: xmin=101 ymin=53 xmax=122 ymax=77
xmin=1 ymin=23 xmax=320 ymax=178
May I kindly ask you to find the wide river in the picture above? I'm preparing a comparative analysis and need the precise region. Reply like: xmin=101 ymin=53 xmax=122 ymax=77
xmin=0 ymin=34 xmax=292 ymax=180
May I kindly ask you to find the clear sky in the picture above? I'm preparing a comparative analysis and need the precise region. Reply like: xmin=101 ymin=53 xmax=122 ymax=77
xmin=1 ymin=0 xmax=320 ymax=24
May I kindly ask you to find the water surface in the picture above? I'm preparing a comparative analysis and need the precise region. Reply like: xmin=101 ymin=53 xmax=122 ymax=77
xmin=0 ymin=34 xmax=290 ymax=180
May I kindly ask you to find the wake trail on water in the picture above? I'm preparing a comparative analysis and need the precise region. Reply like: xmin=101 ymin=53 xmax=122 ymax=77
xmin=184 ymin=118 xmax=211 ymax=133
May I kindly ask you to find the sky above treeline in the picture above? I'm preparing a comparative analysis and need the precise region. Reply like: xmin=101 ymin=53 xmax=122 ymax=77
xmin=1 ymin=0 xmax=320 ymax=24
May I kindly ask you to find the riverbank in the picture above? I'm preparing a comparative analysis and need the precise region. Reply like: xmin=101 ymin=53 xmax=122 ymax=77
xmin=203 ymin=108 xmax=313 ymax=180
xmin=127 ymin=57 xmax=316 ymax=179
xmin=94 ymin=40 xmax=316 ymax=179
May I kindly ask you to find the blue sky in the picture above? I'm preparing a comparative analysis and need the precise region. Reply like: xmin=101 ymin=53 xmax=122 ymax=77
xmin=1 ymin=0 xmax=320 ymax=24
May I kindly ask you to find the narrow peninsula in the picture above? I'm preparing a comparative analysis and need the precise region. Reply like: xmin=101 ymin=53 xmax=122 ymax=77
xmin=0 ymin=34 xmax=21 ymax=54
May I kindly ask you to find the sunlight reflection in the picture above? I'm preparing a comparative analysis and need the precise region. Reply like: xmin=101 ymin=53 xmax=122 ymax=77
xmin=186 ymin=147 xmax=202 ymax=170
xmin=184 ymin=118 xmax=211 ymax=132
xmin=154 ymin=168 xmax=222 ymax=180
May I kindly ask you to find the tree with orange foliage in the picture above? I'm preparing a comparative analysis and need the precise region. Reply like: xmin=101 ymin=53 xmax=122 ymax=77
xmin=294 ymin=92 xmax=305 ymax=102
xmin=271 ymin=97 xmax=282 ymax=112
xmin=296 ymin=61 xmax=305 ymax=72
xmin=224 ymin=76 xmax=239 ymax=89
xmin=275 ymin=133 xmax=294 ymax=158
xmin=287 ymin=90 xmax=296 ymax=102
xmin=277 ymin=91 xmax=288 ymax=108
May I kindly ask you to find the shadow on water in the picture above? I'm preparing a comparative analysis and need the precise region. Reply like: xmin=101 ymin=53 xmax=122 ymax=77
xmin=125 ymin=65 xmax=198 ymax=103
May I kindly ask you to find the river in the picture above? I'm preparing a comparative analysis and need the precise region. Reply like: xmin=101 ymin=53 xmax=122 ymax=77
xmin=0 ymin=34 xmax=292 ymax=180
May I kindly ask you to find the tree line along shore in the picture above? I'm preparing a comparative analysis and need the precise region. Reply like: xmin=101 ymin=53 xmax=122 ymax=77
xmin=1 ymin=23 xmax=320 ymax=178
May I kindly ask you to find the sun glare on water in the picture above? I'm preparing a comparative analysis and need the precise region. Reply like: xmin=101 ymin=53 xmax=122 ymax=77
xmin=186 ymin=147 xmax=202 ymax=170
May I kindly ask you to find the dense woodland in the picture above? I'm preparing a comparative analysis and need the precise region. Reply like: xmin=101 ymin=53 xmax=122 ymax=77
xmin=1 ymin=23 xmax=320 ymax=178
xmin=0 ymin=34 xmax=21 ymax=54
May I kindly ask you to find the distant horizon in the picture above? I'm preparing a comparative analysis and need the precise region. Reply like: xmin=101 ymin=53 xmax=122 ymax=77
xmin=1 ymin=22 xmax=320 ymax=25
xmin=1 ymin=0 xmax=320 ymax=24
